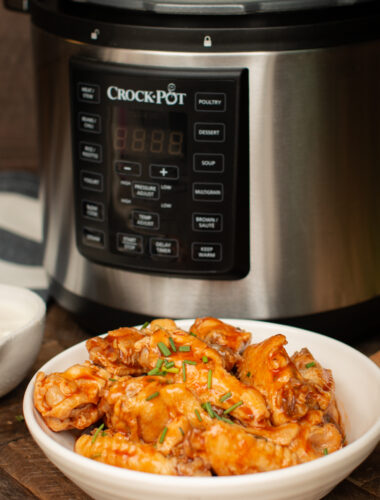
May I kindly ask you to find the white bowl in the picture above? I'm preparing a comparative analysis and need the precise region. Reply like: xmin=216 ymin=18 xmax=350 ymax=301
xmin=23 ymin=319 xmax=380 ymax=500
xmin=0 ymin=284 xmax=46 ymax=397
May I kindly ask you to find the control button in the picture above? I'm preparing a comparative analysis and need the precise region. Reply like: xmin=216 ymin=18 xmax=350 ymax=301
xmin=150 ymin=164 xmax=179 ymax=180
xmin=194 ymin=123 xmax=225 ymax=142
xmin=79 ymin=142 xmax=102 ymax=163
xmin=193 ymin=154 xmax=224 ymax=173
xmin=78 ymin=113 xmax=101 ymax=133
xmin=195 ymin=93 xmax=226 ymax=112
xmin=117 ymin=233 xmax=143 ymax=254
xmin=133 ymin=210 xmax=160 ymax=230
xmin=82 ymin=227 xmax=104 ymax=248
xmin=193 ymin=183 xmax=224 ymax=202
xmin=115 ymin=161 xmax=141 ymax=177
xmin=192 ymin=243 xmax=222 ymax=262
xmin=132 ymin=182 xmax=160 ymax=200
xmin=80 ymin=171 xmax=103 ymax=192
xmin=77 ymin=83 xmax=100 ymax=103
xmin=192 ymin=213 xmax=223 ymax=232
xmin=150 ymin=238 xmax=179 ymax=258
xmin=82 ymin=200 xmax=104 ymax=221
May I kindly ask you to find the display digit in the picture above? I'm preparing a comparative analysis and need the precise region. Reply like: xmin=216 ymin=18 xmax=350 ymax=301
xmin=114 ymin=127 xmax=127 ymax=150
xmin=150 ymin=129 xmax=164 ymax=153
xmin=131 ymin=128 xmax=146 ymax=152
xmin=168 ymin=131 xmax=183 ymax=155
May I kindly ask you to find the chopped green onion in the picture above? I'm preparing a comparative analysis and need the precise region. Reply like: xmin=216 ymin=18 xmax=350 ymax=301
xmin=204 ymin=402 xmax=216 ymax=418
xmin=219 ymin=392 xmax=232 ymax=403
xmin=189 ymin=332 xmax=197 ymax=337
xmin=194 ymin=409 xmax=203 ymax=422
xmin=156 ymin=359 xmax=164 ymax=369
xmin=91 ymin=453 xmax=102 ymax=459
xmin=246 ymin=371 xmax=251 ymax=378
xmin=146 ymin=391 xmax=160 ymax=401
xmin=165 ymin=367 xmax=179 ymax=374
xmin=164 ymin=360 xmax=175 ymax=369
xmin=179 ymin=345 xmax=191 ymax=352
xmin=157 ymin=342 xmax=171 ymax=357
xmin=141 ymin=321 xmax=149 ymax=329
xmin=169 ymin=337 xmax=177 ymax=352
xmin=202 ymin=356 xmax=209 ymax=363
xmin=15 ymin=415 xmax=24 ymax=422
xmin=91 ymin=423 xmax=105 ymax=444
xmin=207 ymin=369 xmax=213 ymax=389
xmin=147 ymin=367 xmax=160 ymax=376
xmin=183 ymin=360 xmax=197 ymax=365
xmin=101 ymin=431 xmax=107 ymax=437
xmin=182 ymin=361 xmax=186 ymax=382
xmin=109 ymin=378 xmax=117 ymax=382
xmin=306 ymin=362 xmax=316 ymax=368
xmin=323 ymin=448 xmax=328 ymax=455
xmin=224 ymin=401 xmax=243 ymax=415
xmin=221 ymin=416 xmax=234 ymax=425
xmin=179 ymin=427 xmax=185 ymax=436
xmin=159 ymin=426 xmax=168 ymax=444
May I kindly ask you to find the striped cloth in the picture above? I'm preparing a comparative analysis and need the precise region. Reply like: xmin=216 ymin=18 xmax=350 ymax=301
xmin=0 ymin=170 xmax=48 ymax=300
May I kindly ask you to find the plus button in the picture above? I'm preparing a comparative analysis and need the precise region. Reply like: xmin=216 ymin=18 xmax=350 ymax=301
xmin=159 ymin=167 xmax=169 ymax=177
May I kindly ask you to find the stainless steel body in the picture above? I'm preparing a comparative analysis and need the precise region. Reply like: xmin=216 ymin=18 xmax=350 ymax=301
xmin=34 ymin=27 xmax=380 ymax=320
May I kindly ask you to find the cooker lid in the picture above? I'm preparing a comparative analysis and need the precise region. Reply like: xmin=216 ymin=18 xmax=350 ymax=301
xmin=75 ymin=0 xmax=375 ymax=15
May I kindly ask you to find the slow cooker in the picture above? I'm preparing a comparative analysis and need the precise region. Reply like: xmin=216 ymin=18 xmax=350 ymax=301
xmin=8 ymin=0 xmax=380 ymax=334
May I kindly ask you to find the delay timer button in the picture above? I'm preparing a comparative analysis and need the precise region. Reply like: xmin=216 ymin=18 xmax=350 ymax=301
xmin=195 ymin=93 xmax=226 ymax=112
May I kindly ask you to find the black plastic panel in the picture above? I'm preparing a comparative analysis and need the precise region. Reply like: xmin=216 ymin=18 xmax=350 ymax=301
xmin=70 ymin=59 xmax=249 ymax=278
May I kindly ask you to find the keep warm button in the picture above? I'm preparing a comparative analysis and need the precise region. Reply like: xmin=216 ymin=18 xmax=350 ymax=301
xmin=192 ymin=243 xmax=222 ymax=262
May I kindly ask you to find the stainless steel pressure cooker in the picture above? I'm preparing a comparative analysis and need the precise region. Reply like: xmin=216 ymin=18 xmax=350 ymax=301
xmin=12 ymin=0 xmax=380 ymax=333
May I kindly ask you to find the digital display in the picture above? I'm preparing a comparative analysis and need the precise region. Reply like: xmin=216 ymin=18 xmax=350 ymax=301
xmin=111 ymin=108 xmax=186 ymax=158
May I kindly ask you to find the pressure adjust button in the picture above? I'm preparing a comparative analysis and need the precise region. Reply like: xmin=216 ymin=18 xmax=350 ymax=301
xmin=133 ymin=210 xmax=160 ymax=230
xmin=117 ymin=233 xmax=143 ymax=254
xmin=82 ymin=200 xmax=104 ymax=221
xmin=193 ymin=213 xmax=223 ymax=232
xmin=193 ymin=183 xmax=224 ymax=202
xmin=82 ymin=228 xmax=104 ymax=248
xmin=150 ymin=238 xmax=179 ymax=258
xmin=132 ymin=182 xmax=160 ymax=200
xmin=194 ymin=123 xmax=225 ymax=142
xmin=192 ymin=243 xmax=222 ymax=262
xmin=77 ymin=83 xmax=100 ymax=103
xmin=79 ymin=142 xmax=102 ymax=163
xmin=195 ymin=93 xmax=226 ymax=112
xmin=78 ymin=113 xmax=101 ymax=133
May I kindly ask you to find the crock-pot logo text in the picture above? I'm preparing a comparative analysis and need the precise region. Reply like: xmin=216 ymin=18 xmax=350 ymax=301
xmin=106 ymin=83 xmax=186 ymax=106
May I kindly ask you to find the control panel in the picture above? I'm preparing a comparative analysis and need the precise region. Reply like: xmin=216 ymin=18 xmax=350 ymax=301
xmin=70 ymin=59 xmax=249 ymax=278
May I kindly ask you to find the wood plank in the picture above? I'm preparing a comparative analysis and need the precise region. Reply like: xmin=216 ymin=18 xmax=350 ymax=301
xmin=0 ymin=468 xmax=38 ymax=499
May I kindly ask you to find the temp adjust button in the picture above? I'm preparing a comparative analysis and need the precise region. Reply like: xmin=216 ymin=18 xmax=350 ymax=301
xmin=77 ymin=83 xmax=100 ymax=103
xmin=79 ymin=142 xmax=102 ymax=163
xmin=192 ymin=243 xmax=222 ymax=262
xmin=193 ymin=213 xmax=223 ymax=232
xmin=193 ymin=183 xmax=224 ymax=202
xmin=132 ymin=210 xmax=160 ymax=230
xmin=150 ymin=238 xmax=179 ymax=258
xmin=132 ymin=182 xmax=160 ymax=200
xmin=194 ymin=123 xmax=225 ymax=142
xmin=117 ymin=233 xmax=143 ymax=254
xmin=195 ymin=93 xmax=226 ymax=112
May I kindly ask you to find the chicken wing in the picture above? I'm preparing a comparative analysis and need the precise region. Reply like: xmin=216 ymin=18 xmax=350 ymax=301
xmin=34 ymin=362 xmax=110 ymax=431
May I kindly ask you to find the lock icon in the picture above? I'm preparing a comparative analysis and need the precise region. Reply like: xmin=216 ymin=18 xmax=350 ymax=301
xmin=203 ymin=35 xmax=212 ymax=48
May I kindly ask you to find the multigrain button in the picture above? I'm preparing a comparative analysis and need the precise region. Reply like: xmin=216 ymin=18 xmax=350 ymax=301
xmin=193 ymin=183 xmax=224 ymax=202
xmin=194 ymin=123 xmax=225 ymax=142
xmin=78 ymin=113 xmax=101 ymax=133
xmin=79 ymin=142 xmax=102 ymax=163
xmin=115 ymin=161 xmax=141 ymax=176
xmin=77 ymin=83 xmax=100 ymax=103
xmin=82 ymin=200 xmax=104 ymax=221
xmin=192 ymin=213 xmax=223 ymax=232
xmin=82 ymin=228 xmax=104 ymax=248
xmin=133 ymin=211 xmax=160 ymax=230
xmin=117 ymin=233 xmax=143 ymax=254
xmin=80 ymin=171 xmax=103 ymax=192
xmin=132 ymin=182 xmax=160 ymax=200
xmin=193 ymin=154 xmax=224 ymax=173
xmin=195 ymin=93 xmax=226 ymax=112
xmin=150 ymin=238 xmax=179 ymax=258
xmin=192 ymin=243 xmax=222 ymax=262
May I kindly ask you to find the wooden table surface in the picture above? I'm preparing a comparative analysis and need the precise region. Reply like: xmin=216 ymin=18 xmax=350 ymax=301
xmin=0 ymin=302 xmax=379 ymax=500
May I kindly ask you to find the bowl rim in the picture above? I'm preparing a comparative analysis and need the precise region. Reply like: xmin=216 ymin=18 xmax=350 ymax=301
xmin=0 ymin=284 xmax=46 ymax=344
xmin=23 ymin=318 xmax=380 ymax=488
